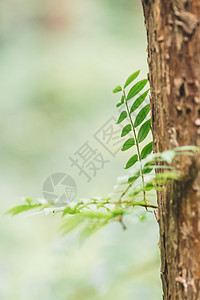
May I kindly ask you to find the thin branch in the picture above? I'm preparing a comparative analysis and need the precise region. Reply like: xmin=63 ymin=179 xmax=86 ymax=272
xmin=123 ymin=89 xmax=147 ymax=205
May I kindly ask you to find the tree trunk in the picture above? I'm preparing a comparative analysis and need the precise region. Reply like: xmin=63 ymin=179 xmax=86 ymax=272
xmin=141 ymin=0 xmax=200 ymax=299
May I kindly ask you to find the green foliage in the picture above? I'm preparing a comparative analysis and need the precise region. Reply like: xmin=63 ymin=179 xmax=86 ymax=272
xmin=116 ymin=111 xmax=127 ymax=124
xmin=130 ymin=90 xmax=149 ymax=113
xmin=124 ymin=154 xmax=138 ymax=169
xmin=133 ymin=104 xmax=150 ymax=128
xmin=116 ymin=95 xmax=125 ymax=107
xmin=121 ymin=124 xmax=132 ymax=137
xmin=124 ymin=70 xmax=140 ymax=88
xmin=137 ymin=119 xmax=151 ymax=143
xmin=121 ymin=138 xmax=135 ymax=151
xmin=6 ymin=71 xmax=200 ymax=242
xmin=141 ymin=142 xmax=153 ymax=159
xmin=127 ymin=79 xmax=148 ymax=100
xmin=6 ymin=204 xmax=42 ymax=216
xmin=113 ymin=85 xmax=122 ymax=93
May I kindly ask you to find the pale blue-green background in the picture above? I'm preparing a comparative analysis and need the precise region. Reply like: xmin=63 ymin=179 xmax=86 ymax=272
xmin=0 ymin=1 xmax=161 ymax=299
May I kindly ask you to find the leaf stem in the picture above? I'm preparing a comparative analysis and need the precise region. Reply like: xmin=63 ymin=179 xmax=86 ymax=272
xmin=77 ymin=200 xmax=157 ymax=209
xmin=123 ymin=90 xmax=147 ymax=205
xmin=118 ymin=183 xmax=133 ymax=205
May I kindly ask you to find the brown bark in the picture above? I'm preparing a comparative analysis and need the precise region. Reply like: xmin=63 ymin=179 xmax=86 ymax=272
xmin=141 ymin=0 xmax=200 ymax=299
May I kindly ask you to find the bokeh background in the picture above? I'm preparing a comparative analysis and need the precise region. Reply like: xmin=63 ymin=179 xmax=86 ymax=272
xmin=0 ymin=1 xmax=161 ymax=299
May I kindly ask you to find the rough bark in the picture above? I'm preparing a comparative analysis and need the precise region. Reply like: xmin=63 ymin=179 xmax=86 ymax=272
xmin=141 ymin=0 xmax=200 ymax=299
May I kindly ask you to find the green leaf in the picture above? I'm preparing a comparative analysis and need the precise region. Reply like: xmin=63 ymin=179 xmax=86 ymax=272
xmin=160 ymin=150 xmax=175 ymax=164
xmin=154 ymin=171 xmax=181 ymax=184
xmin=121 ymin=124 xmax=132 ymax=137
xmin=137 ymin=119 xmax=151 ymax=143
xmin=141 ymin=142 xmax=153 ymax=159
xmin=60 ymin=215 xmax=83 ymax=235
xmin=128 ymin=173 xmax=140 ymax=183
xmin=144 ymin=164 xmax=173 ymax=171
xmin=124 ymin=70 xmax=140 ymax=88
xmin=175 ymin=151 xmax=197 ymax=157
xmin=174 ymin=145 xmax=200 ymax=152
xmin=62 ymin=206 xmax=77 ymax=217
xmin=127 ymin=79 xmax=148 ymax=100
xmin=116 ymin=111 xmax=127 ymax=124
xmin=143 ymin=167 xmax=153 ymax=174
xmin=82 ymin=211 xmax=110 ymax=219
xmin=6 ymin=204 xmax=41 ymax=216
xmin=125 ymin=154 xmax=138 ymax=169
xmin=144 ymin=182 xmax=154 ymax=191
xmin=79 ymin=221 xmax=107 ymax=243
xmin=130 ymin=89 xmax=150 ymax=113
xmin=25 ymin=198 xmax=32 ymax=205
xmin=116 ymin=95 xmax=125 ymax=107
xmin=121 ymin=138 xmax=135 ymax=151
xmin=134 ymin=104 xmax=150 ymax=128
xmin=113 ymin=86 xmax=122 ymax=93
xmin=129 ymin=184 xmax=144 ymax=197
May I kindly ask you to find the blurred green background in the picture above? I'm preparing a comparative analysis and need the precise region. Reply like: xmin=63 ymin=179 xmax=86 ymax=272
xmin=0 ymin=1 xmax=161 ymax=299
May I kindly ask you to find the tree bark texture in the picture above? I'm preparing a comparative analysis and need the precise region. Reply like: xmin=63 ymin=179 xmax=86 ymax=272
xmin=141 ymin=0 xmax=200 ymax=299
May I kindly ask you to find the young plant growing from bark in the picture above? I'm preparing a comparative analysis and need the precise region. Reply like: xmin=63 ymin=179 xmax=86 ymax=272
xmin=6 ymin=72 xmax=199 ymax=242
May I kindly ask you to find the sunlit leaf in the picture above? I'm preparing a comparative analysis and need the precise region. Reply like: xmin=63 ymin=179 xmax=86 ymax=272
xmin=174 ymin=145 xmax=200 ymax=152
xmin=144 ymin=182 xmax=154 ymax=191
xmin=143 ymin=164 xmax=173 ymax=175
xmin=60 ymin=215 xmax=83 ymax=235
xmin=25 ymin=198 xmax=32 ymax=205
xmin=62 ymin=206 xmax=78 ymax=217
xmin=6 ymin=204 xmax=41 ymax=216
xmin=113 ymin=85 xmax=122 ymax=93
xmin=137 ymin=119 xmax=151 ymax=143
xmin=134 ymin=104 xmax=150 ymax=128
xmin=121 ymin=124 xmax=132 ymax=137
xmin=176 ymin=151 xmax=197 ymax=156
xmin=124 ymin=70 xmax=140 ymax=88
xmin=81 ymin=211 xmax=110 ymax=219
xmin=160 ymin=150 xmax=176 ymax=164
xmin=129 ymin=184 xmax=144 ymax=197
xmin=125 ymin=154 xmax=138 ymax=169
xmin=79 ymin=221 xmax=107 ymax=243
xmin=127 ymin=79 xmax=148 ymax=100
xmin=121 ymin=138 xmax=135 ymax=151
xmin=154 ymin=171 xmax=181 ymax=184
